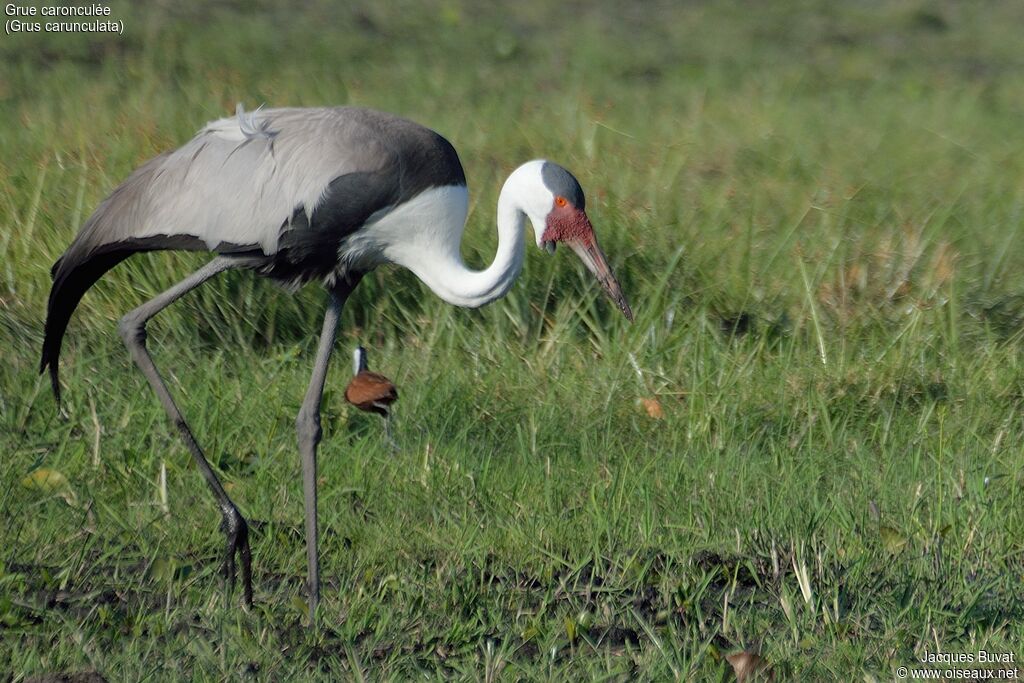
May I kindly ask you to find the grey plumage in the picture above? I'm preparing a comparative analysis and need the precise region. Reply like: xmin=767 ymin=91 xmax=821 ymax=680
xmin=541 ymin=161 xmax=585 ymax=210
xmin=41 ymin=106 xmax=466 ymax=399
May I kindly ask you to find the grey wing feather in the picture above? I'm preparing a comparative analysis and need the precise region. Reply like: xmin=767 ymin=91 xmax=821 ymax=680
xmin=41 ymin=106 xmax=466 ymax=402
xmin=116 ymin=107 xmax=400 ymax=254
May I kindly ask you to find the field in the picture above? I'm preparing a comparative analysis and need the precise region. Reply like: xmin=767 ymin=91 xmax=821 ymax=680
xmin=3 ymin=0 xmax=1024 ymax=679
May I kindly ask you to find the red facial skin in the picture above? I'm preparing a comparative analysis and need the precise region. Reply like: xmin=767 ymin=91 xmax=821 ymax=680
xmin=541 ymin=201 xmax=594 ymax=245
xmin=539 ymin=197 xmax=634 ymax=321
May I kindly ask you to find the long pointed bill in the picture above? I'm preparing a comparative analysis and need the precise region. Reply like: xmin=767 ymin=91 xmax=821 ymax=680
xmin=566 ymin=238 xmax=634 ymax=322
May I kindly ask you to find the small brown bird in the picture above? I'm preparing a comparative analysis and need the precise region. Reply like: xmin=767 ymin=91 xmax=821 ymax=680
xmin=344 ymin=346 xmax=398 ymax=418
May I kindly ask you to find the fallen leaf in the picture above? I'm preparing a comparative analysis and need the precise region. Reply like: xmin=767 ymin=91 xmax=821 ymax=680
xmin=879 ymin=526 xmax=907 ymax=553
xmin=21 ymin=468 xmax=77 ymax=506
xmin=640 ymin=397 xmax=664 ymax=419
xmin=149 ymin=556 xmax=175 ymax=582
xmin=290 ymin=595 xmax=309 ymax=620
xmin=726 ymin=650 xmax=768 ymax=681
xmin=564 ymin=615 xmax=577 ymax=642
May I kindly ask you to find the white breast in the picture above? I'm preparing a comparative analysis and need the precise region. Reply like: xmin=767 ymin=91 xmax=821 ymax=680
xmin=336 ymin=184 xmax=470 ymax=274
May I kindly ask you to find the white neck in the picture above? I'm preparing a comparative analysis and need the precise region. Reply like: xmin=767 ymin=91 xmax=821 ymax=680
xmin=432 ymin=186 xmax=526 ymax=307
xmin=371 ymin=169 xmax=542 ymax=309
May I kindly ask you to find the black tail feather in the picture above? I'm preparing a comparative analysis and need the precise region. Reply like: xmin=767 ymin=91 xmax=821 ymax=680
xmin=40 ymin=248 xmax=133 ymax=405
xmin=40 ymin=234 xmax=263 ymax=405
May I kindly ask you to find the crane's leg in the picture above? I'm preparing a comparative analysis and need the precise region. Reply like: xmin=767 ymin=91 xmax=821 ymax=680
xmin=117 ymin=256 xmax=254 ymax=607
xmin=296 ymin=281 xmax=358 ymax=626
xmin=295 ymin=292 xmax=343 ymax=624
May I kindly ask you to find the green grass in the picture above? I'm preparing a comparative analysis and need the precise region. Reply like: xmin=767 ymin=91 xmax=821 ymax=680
xmin=3 ymin=0 xmax=1024 ymax=679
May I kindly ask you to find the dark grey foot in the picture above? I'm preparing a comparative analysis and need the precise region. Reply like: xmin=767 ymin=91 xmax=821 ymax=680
xmin=220 ymin=506 xmax=253 ymax=607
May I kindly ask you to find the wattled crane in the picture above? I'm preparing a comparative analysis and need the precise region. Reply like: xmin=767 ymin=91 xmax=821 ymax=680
xmin=41 ymin=105 xmax=633 ymax=622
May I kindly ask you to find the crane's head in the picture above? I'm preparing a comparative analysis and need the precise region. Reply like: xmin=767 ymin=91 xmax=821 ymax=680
xmin=511 ymin=160 xmax=633 ymax=321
